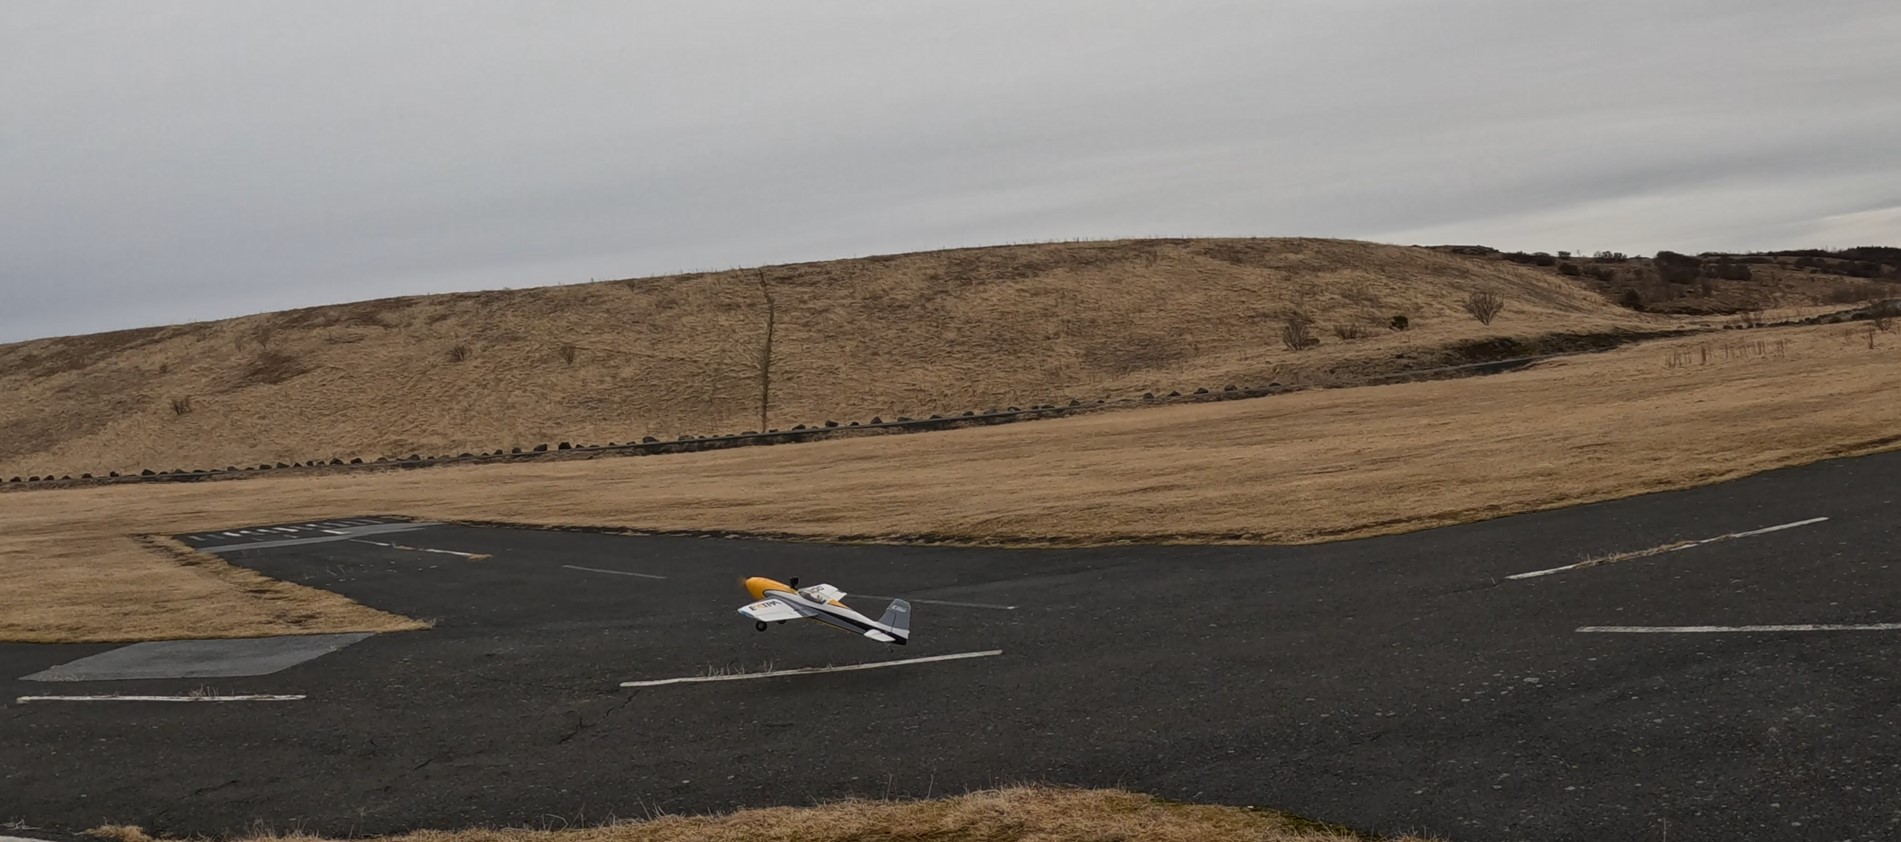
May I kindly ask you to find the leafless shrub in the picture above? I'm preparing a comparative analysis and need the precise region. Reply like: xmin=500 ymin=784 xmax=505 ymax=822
xmin=1463 ymin=291 xmax=1505 ymax=325
xmin=169 ymin=396 xmax=193 ymax=416
xmin=1280 ymin=311 xmax=1319 ymax=351
xmin=1332 ymin=323 xmax=1370 ymax=341
xmin=447 ymin=344 xmax=470 ymax=363
xmin=557 ymin=343 xmax=578 ymax=365
xmin=1733 ymin=309 xmax=1765 ymax=329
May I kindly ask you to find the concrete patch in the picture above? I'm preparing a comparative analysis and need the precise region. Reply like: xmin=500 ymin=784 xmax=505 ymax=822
xmin=21 ymin=633 xmax=373 ymax=682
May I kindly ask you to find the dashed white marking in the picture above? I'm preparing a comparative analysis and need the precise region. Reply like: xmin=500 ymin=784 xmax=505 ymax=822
xmin=351 ymin=539 xmax=487 ymax=559
xmin=1579 ymin=623 xmax=1901 ymax=634
xmin=184 ymin=535 xmax=204 ymax=542
xmin=1508 ymin=517 xmax=1830 ymax=580
xmin=619 ymin=650 xmax=1003 ymax=688
xmin=16 ymin=694 xmax=307 ymax=703
xmin=562 ymin=564 xmax=666 ymax=580
xmin=858 ymin=594 xmax=1015 ymax=611
xmin=221 ymin=532 xmax=241 ymax=537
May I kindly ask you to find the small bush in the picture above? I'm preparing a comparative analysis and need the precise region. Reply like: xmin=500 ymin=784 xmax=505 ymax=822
xmin=1390 ymin=314 xmax=1410 ymax=331
xmin=447 ymin=344 xmax=470 ymax=363
xmin=1558 ymin=262 xmax=1582 ymax=276
xmin=169 ymin=396 xmax=193 ymax=416
xmin=1532 ymin=253 xmax=1557 ymax=267
xmin=1332 ymin=323 xmax=1370 ymax=341
xmin=1280 ymin=313 xmax=1319 ymax=351
xmin=557 ymin=343 xmax=578 ymax=365
xmin=1463 ymin=291 xmax=1505 ymax=324
xmin=1618 ymin=288 xmax=1645 ymax=311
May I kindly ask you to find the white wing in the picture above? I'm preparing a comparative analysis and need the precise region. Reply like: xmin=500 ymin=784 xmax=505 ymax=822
xmin=738 ymin=598 xmax=808 ymax=622
xmin=804 ymin=583 xmax=848 ymax=602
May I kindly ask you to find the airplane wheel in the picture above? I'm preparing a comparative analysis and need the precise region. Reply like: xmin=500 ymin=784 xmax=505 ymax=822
xmin=755 ymin=621 xmax=767 ymax=632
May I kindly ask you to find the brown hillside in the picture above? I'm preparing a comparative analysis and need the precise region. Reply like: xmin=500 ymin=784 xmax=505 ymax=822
xmin=1 ymin=237 xmax=1668 ymax=479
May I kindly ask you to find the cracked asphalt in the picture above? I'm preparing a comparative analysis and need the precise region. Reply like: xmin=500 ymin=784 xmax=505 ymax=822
xmin=2 ymin=450 xmax=1899 ymax=841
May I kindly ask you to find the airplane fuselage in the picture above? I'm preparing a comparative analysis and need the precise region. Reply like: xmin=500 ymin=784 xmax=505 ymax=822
xmin=743 ymin=576 xmax=907 ymax=643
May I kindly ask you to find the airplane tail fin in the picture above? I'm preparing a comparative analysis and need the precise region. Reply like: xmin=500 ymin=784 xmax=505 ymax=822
xmin=878 ymin=598 xmax=912 ymax=641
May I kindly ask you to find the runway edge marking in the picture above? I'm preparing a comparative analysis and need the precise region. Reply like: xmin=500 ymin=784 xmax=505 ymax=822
xmin=619 ymin=649 xmax=1004 ymax=688
xmin=16 ymin=694 xmax=308 ymax=703
xmin=1507 ymin=516 xmax=1830 ymax=580
xmin=563 ymin=564 xmax=667 ymax=580
xmin=1578 ymin=623 xmax=1901 ymax=634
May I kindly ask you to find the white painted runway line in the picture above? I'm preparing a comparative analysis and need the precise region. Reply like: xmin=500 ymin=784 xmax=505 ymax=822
xmin=620 ymin=649 xmax=1004 ymax=688
xmin=351 ymin=539 xmax=489 ymax=559
xmin=562 ymin=564 xmax=666 ymax=580
xmin=1579 ymin=623 xmax=1901 ymax=634
xmin=857 ymin=594 xmax=1016 ymax=611
xmin=1508 ymin=517 xmax=1830 ymax=580
xmin=16 ymin=694 xmax=307 ymax=703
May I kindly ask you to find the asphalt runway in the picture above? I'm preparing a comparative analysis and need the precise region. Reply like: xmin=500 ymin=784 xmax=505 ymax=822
xmin=3 ymin=451 xmax=1899 ymax=842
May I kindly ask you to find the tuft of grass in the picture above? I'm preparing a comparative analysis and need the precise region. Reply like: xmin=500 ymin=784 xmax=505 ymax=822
xmin=168 ymin=396 xmax=193 ymax=416
xmin=447 ymin=344 xmax=470 ymax=363
xmin=86 ymin=786 xmax=1431 ymax=842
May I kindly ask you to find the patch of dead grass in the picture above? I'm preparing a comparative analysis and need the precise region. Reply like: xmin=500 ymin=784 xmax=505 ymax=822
xmin=84 ymin=786 xmax=1433 ymax=842
xmin=0 ymin=237 xmax=1661 ymax=479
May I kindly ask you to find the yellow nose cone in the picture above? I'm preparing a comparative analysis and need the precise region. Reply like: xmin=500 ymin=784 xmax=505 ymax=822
xmin=745 ymin=577 xmax=790 ymax=600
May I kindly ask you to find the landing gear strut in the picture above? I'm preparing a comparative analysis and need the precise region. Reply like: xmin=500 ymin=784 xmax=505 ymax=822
xmin=755 ymin=621 xmax=768 ymax=632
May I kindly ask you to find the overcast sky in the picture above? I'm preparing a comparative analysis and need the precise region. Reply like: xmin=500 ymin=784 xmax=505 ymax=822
xmin=4 ymin=1 xmax=1898 ymax=342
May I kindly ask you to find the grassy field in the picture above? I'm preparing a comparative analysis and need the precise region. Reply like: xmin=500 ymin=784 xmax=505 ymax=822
xmin=1 ymin=237 xmax=1673 ymax=480
xmin=84 ymin=786 xmax=1432 ymax=842
xmin=5 ymin=321 xmax=1895 ymax=644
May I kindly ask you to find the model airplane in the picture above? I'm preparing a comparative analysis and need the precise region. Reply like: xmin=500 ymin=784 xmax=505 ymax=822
xmin=738 ymin=577 xmax=911 ymax=645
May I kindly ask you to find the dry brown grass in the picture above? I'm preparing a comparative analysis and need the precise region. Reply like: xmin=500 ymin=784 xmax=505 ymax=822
xmin=0 ymin=529 xmax=425 ymax=644
xmin=83 ymin=786 xmax=1432 ymax=842
xmin=4 ymin=323 xmax=1896 ymax=644
xmin=0 ymin=237 xmax=1661 ymax=480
